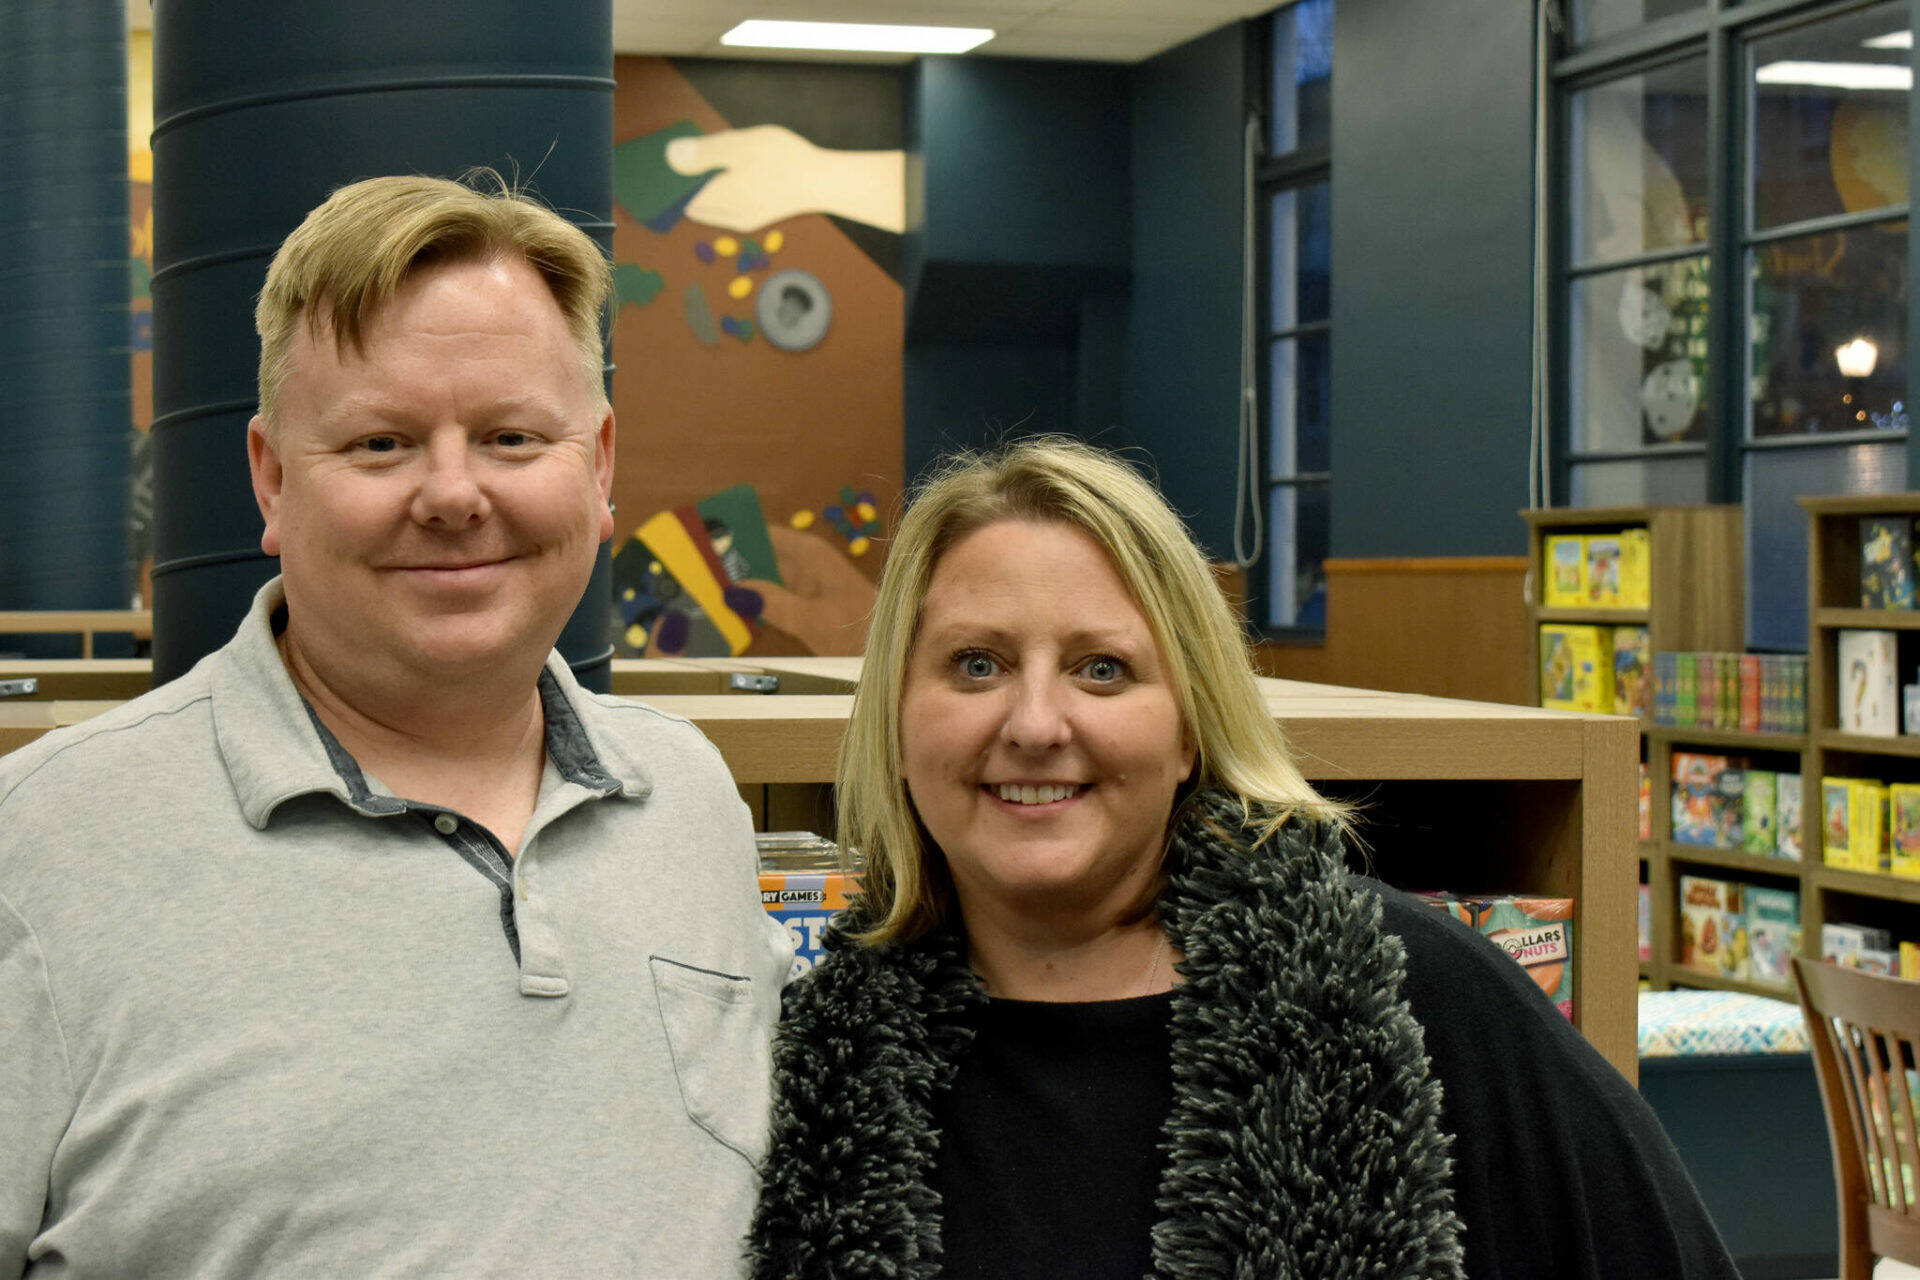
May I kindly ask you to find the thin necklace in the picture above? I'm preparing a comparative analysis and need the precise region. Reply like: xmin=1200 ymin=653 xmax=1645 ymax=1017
xmin=1140 ymin=932 xmax=1169 ymax=995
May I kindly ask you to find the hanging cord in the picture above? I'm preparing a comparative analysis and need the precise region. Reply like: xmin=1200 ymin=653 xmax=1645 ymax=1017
xmin=1525 ymin=0 xmax=1561 ymax=607
xmin=1234 ymin=111 xmax=1265 ymax=570
xmin=1528 ymin=0 xmax=1561 ymax=515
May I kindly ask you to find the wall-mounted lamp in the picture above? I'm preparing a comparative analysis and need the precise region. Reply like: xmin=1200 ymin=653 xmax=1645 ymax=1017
xmin=1836 ymin=336 xmax=1880 ymax=378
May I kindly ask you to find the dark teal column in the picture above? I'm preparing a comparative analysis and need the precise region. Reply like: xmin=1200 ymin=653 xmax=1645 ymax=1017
xmin=0 ymin=1 xmax=133 ymax=647
xmin=150 ymin=0 xmax=615 ymax=687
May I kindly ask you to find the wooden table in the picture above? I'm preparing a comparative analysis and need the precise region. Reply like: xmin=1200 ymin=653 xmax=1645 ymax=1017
xmin=0 ymin=611 xmax=151 ymax=658
xmin=0 ymin=659 xmax=1637 ymax=1080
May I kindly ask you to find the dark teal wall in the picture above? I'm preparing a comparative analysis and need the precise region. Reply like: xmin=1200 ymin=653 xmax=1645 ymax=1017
xmin=1329 ymin=0 xmax=1537 ymax=557
xmin=1123 ymin=24 xmax=1247 ymax=559
xmin=902 ymin=58 xmax=1132 ymax=479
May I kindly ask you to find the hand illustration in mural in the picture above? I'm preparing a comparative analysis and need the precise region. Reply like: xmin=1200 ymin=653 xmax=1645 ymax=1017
xmin=666 ymin=125 xmax=906 ymax=234
xmin=734 ymin=524 xmax=880 ymax=656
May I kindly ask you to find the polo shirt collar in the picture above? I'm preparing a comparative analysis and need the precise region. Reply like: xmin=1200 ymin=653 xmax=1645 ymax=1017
xmin=210 ymin=577 xmax=650 ymax=828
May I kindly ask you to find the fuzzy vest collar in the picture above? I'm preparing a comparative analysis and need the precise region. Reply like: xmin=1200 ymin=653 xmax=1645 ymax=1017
xmin=748 ymin=791 xmax=1467 ymax=1279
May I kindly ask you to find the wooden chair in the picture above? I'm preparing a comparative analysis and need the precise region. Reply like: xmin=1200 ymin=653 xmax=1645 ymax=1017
xmin=1793 ymin=954 xmax=1920 ymax=1278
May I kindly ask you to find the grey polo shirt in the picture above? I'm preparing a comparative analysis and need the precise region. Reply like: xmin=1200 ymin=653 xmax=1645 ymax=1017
xmin=0 ymin=579 xmax=793 ymax=1279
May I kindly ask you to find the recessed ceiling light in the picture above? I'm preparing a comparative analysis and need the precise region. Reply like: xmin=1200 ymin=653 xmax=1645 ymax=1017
xmin=1863 ymin=31 xmax=1912 ymax=49
xmin=720 ymin=19 xmax=993 ymax=55
xmin=1755 ymin=60 xmax=1912 ymax=90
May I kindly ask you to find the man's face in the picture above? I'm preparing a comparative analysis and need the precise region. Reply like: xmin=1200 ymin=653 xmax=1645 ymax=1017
xmin=248 ymin=255 xmax=614 ymax=684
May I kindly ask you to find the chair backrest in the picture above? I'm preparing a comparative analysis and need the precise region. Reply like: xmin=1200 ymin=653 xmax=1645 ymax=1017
xmin=1793 ymin=954 xmax=1920 ymax=1277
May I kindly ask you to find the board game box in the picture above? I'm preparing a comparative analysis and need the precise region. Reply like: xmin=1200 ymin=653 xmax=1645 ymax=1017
xmin=1742 ymin=770 xmax=1777 ymax=857
xmin=1671 ymin=753 xmax=1743 ymax=849
xmin=1417 ymin=894 xmax=1574 ymax=1020
xmin=1775 ymin=772 xmax=1803 ymax=861
xmin=1862 ymin=517 xmax=1918 ymax=609
xmin=1839 ymin=629 xmax=1899 ymax=736
xmin=1545 ymin=536 xmax=1587 ymax=606
xmin=1743 ymin=885 xmax=1801 ymax=988
xmin=1679 ymin=875 xmax=1745 ymax=980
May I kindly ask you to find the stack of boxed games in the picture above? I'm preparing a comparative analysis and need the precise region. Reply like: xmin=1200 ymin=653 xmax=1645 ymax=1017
xmin=1416 ymin=893 xmax=1574 ymax=1020
xmin=1823 ymin=777 xmax=1891 ymax=873
xmin=1821 ymin=922 xmax=1901 ymax=975
xmin=1670 ymin=753 xmax=1802 ymax=859
xmin=1651 ymin=651 xmax=1806 ymax=732
xmin=756 ymin=831 xmax=861 ymax=980
xmin=1675 ymin=876 xmax=1802 ymax=988
xmin=1538 ymin=624 xmax=1650 ymax=718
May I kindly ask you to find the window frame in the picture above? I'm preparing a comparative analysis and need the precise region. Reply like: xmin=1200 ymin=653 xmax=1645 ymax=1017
xmin=1546 ymin=0 xmax=1912 ymax=507
xmin=1252 ymin=1 xmax=1334 ymax=639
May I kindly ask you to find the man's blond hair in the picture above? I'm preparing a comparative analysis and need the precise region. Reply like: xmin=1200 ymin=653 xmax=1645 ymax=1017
xmin=255 ymin=173 xmax=611 ymax=426
xmin=839 ymin=436 xmax=1349 ymax=946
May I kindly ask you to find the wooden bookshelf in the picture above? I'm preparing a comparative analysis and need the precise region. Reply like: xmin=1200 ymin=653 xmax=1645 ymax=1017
xmin=0 ymin=661 xmax=1641 ymax=1082
xmin=1798 ymin=493 xmax=1920 ymax=973
xmin=1628 ymin=495 xmax=1920 ymax=997
xmin=1522 ymin=505 xmax=1748 ymax=999
xmin=1521 ymin=505 xmax=1746 ymax=711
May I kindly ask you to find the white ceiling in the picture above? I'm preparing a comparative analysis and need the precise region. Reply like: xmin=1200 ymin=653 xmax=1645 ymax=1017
xmin=612 ymin=0 xmax=1277 ymax=62
xmin=127 ymin=1 xmax=1284 ymax=65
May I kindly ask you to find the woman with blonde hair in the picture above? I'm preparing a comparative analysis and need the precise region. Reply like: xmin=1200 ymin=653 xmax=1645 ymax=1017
xmin=748 ymin=438 xmax=1737 ymax=1279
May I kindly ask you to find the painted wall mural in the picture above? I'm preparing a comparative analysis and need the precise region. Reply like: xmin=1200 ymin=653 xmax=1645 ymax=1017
xmin=607 ymin=57 xmax=905 ymax=657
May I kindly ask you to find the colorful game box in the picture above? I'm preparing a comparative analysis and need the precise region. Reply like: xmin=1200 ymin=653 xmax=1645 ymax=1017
xmin=1613 ymin=626 xmax=1650 ymax=719
xmin=1671 ymin=753 xmax=1743 ymax=849
xmin=1861 ymin=517 xmax=1918 ymax=609
xmin=1743 ymin=885 xmax=1801 ymax=988
xmin=1823 ymin=922 xmax=1894 ymax=966
xmin=1891 ymin=783 xmax=1920 ymax=880
xmin=757 ymin=831 xmax=859 ymax=981
xmin=1539 ymin=624 xmax=1613 ymax=713
xmin=1638 ymin=883 xmax=1652 ymax=964
xmin=1824 ymin=777 xmax=1890 ymax=872
xmin=1545 ymin=536 xmax=1587 ymax=606
xmin=1839 ymin=629 xmax=1900 ymax=736
xmin=1639 ymin=761 xmax=1652 ymax=842
xmin=1417 ymin=894 xmax=1574 ymax=1020
xmin=1617 ymin=527 xmax=1651 ymax=608
xmin=1742 ymin=770 xmax=1778 ymax=857
xmin=1679 ymin=876 xmax=1745 ymax=980
xmin=1586 ymin=534 xmax=1622 ymax=606
xmin=1775 ymin=772 xmax=1804 ymax=861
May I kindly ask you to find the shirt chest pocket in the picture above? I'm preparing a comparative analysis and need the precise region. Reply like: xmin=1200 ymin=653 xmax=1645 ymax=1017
xmin=650 ymin=955 xmax=774 ymax=1165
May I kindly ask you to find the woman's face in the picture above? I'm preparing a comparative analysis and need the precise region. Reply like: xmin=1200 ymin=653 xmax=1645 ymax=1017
xmin=900 ymin=519 xmax=1196 ymax=933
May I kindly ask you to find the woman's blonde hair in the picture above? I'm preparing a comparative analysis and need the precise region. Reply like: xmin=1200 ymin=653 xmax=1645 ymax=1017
xmin=254 ymin=172 xmax=611 ymax=427
xmin=841 ymin=436 xmax=1347 ymax=945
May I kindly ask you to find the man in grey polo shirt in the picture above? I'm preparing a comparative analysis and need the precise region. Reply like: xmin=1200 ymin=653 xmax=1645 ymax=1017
xmin=0 ymin=176 xmax=792 ymax=1278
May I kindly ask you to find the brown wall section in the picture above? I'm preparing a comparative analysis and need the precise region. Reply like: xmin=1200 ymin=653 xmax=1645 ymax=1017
xmin=1257 ymin=557 xmax=1532 ymax=706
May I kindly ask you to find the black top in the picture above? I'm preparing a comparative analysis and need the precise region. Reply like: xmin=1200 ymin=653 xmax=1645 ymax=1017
xmin=931 ymin=991 xmax=1175 ymax=1280
xmin=1366 ymin=880 xmax=1740 ymax=1278
xmin=928 ymin=889 xmax=1738 ymax=1280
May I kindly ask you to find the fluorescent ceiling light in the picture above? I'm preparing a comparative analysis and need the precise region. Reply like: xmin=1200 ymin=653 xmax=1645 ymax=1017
xmin=1754 ymin=60 xmax=1913 ymax=90
xmin=721 ymin=19 xmax=993 ymax=55
xmin=1864 ymin=31 xmax=1913 ymax=49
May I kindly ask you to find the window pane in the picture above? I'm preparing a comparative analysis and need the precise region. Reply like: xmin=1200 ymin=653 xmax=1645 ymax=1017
xmin=1572 ymin=0 xmax=1700 ymax=47
xmin=1570 ymin=58 xmax=1711 ymax=264
xmin=1749 ymin=221 xmax=1908 ymax=437
xmin=1266 ymin=481 xmax=1329 ymax=630
xmin=1268 ymin=331 xmax=1331 ymax=477
xmin=1570 ymin=257 xmax=1710 ymax=450
xmin=1750 ymin=2 xmax=1910 ymax=231
xmin=1267 ymin=181 xmax=1330 ymax=331
xmin=1269 ymin=0 xmax=1332 ymax=155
